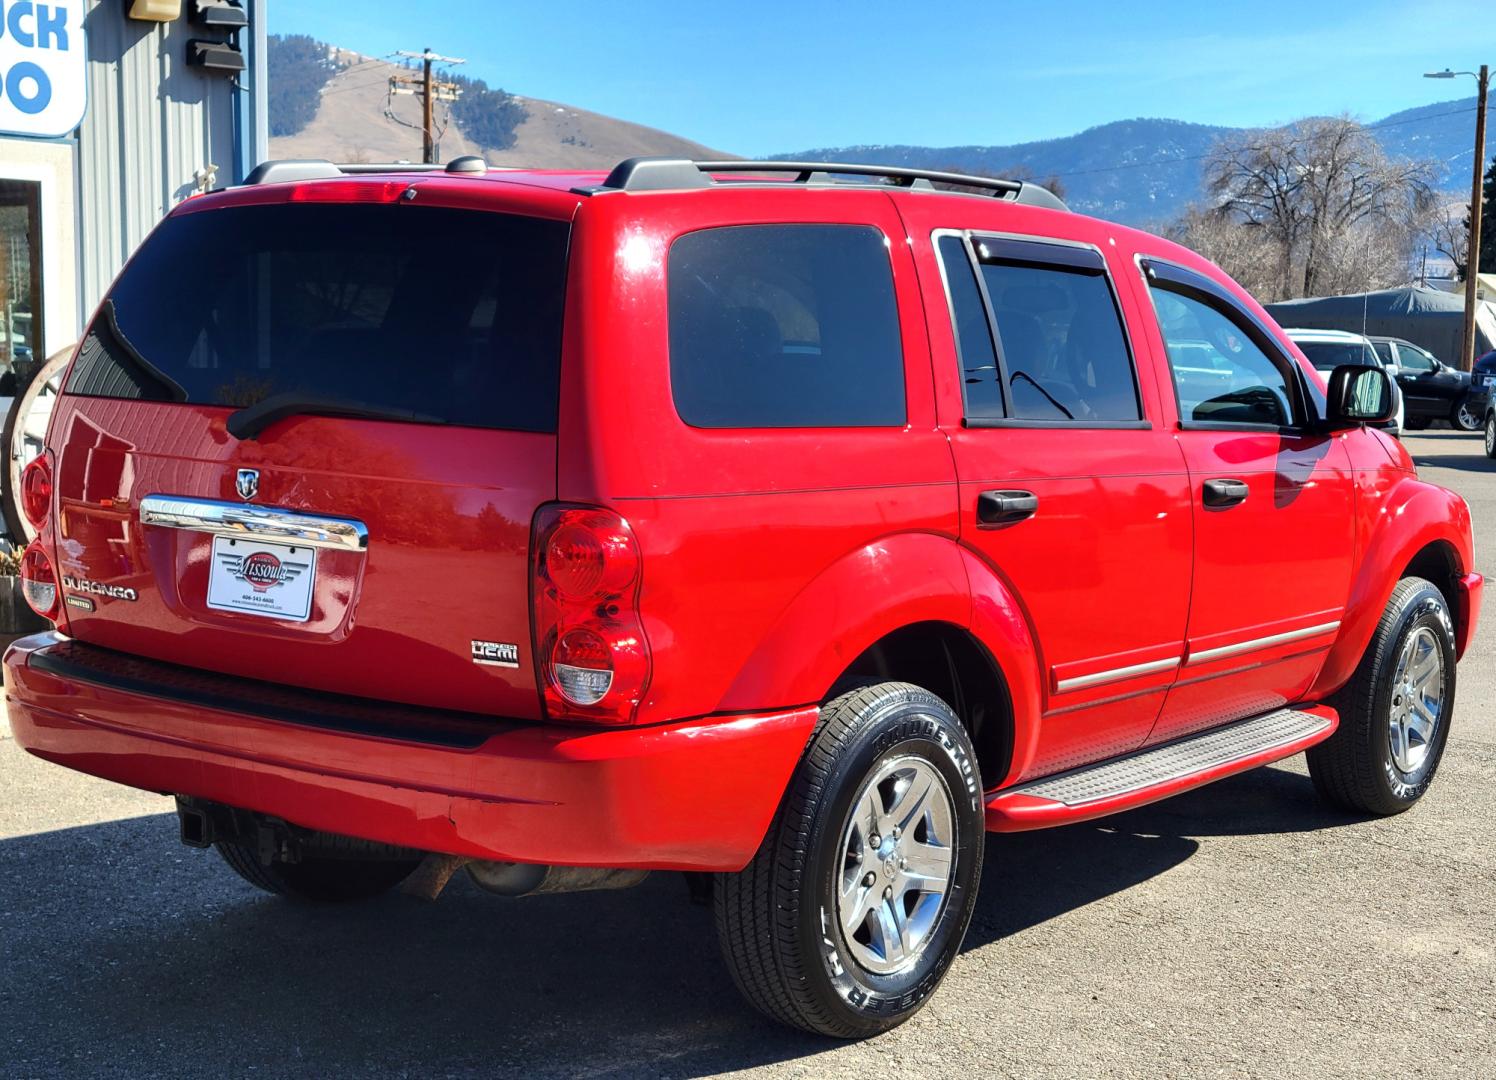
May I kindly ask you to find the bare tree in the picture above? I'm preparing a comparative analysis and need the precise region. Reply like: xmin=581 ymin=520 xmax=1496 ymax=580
xmin=1165 ymin=206 xmax=1283 ymax=299
xmin=1200 ymin=117 xmax=1437 ymax=298
xmin=1429 ymin=201 xmax=1469 ymax=277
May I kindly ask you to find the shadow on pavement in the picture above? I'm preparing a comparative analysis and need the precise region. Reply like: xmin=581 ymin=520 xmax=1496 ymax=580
xmin=1408 ymin=451 xmax=1495 ymax=474
xmin=0 ymin=763 xmax=1356 ymax=1078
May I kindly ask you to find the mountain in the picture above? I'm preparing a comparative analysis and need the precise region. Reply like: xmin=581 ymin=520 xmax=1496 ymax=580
xmin=269 ymin=47 xmax=730 ymax=169
xmin=775 ymin=99 xmax=1480 ymax=226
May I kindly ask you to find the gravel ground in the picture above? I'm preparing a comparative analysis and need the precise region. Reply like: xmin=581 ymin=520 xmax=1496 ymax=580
xmin=1 ymin=430 xmax=1492 ymax=1079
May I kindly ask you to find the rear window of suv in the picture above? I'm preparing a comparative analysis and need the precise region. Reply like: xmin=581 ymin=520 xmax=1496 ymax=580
xmin=667 ymin=224 xmax=906 ymax=428
xmin=66 ymin=203 xmax=570 ymax=433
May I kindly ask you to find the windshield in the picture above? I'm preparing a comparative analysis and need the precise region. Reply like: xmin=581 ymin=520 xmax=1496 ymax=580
xmin=66 ymin=203 xmax=571 ymax=433
xmin=1295 ymin=340 xmax=1376 ymax=372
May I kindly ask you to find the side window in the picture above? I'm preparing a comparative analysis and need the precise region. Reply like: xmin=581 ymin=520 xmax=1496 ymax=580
xmin=935 ymin=235 xmax=1004 ymax=417
xmin=1372 ymin=341 xmax=1395 ymax=367
xmin=935 ymin=234 xmax=1141 ymax=423
xmin=668 ymin=224 xmax=906 ymax=428
xmin=1398 ymin=345 xmax=1436 ymax=373
xmin=1150 ymin=287 xmax=1298 ymax=428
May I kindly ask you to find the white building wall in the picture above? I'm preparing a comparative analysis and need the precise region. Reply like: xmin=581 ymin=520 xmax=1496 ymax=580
xmin=75 ymin=2 xmax=266 ymax=325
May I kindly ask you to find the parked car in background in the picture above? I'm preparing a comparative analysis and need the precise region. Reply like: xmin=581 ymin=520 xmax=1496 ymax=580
xmin=1470 ymin=348 xmax=1495 ymax=419
xmin=1368 ymin=336 xmax=1482 ymax=431
xmin=4 ymin=156 xmax=1482 ymax=1038
xmin=1286 ymin=328 xmax=1403 ymax=435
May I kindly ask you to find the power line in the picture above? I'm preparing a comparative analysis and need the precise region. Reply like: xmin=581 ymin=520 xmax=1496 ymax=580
xmin=392 ymin=48 xmax=466 ymax=163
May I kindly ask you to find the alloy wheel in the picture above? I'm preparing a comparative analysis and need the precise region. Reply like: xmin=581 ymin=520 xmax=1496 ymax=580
xmin=1388 ymin=626 xmax=1445 ymax=776
xmin=836 ymin=755 xmax=958 ymax=976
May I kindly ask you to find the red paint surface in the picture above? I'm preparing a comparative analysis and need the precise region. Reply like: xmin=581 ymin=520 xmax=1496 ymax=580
xmin=8 ymin=169 xmax=1482 ymax=862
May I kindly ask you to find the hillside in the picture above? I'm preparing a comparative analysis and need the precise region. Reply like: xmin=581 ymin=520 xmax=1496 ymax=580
xmin=269 ymin=41 xmax=1477 ymax=227
xmin=269 ymin=49 xmax=729 ymax=169
xmin=777 ymin=99 xmax=1480 ymax=226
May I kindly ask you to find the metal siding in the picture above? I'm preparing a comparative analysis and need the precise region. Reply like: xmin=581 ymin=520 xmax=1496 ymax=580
xmin=76 ymin=8 xmax=258 ymax=325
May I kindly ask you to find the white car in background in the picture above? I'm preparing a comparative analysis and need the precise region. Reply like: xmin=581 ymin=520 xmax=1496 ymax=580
xmin=1284 ymin=328 xmax=1404 ymax=435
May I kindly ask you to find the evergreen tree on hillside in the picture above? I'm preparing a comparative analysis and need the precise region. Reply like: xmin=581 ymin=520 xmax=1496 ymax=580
xmin=448 ymin=73 xmax=527 ymax=153
xmin=1473 ymin=157 xmax=1496 ymax=278
xmin=268 ymin=35 xmax=337 ymax=138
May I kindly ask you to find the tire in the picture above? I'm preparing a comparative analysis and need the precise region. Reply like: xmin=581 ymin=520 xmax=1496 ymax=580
xmin=216 ymin=838 xmax=420 ymax=903
xmin=1452 ymin=396 xmax=1482 ymax=432
xmin=714 ymin=682 xmax=984 ymax=1038
xmin=2 ymin=346 xmax=69 ymax=544
xmin=1485 ymin=411 xmax=1496 ymax=458
xmin=1307 ymin=577 xmax=1456 ymax=815
xmin=1402 ymin=415 xmax=1431 ymax=431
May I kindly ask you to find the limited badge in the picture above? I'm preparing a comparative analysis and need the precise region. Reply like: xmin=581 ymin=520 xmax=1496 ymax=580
xmin=471 ymin=640 xmax=520 ymax=668
xmin=65 ymin=595 xmax=95 ymax=611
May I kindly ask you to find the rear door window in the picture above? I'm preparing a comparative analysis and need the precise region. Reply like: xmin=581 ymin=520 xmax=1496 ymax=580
xmin=667 ymin=224 xmax=906 ymax=428
xmin=936 ymin=234 xmax=1141 ymax=423
xmin=67 ymin=203 xmax=571 ymax=433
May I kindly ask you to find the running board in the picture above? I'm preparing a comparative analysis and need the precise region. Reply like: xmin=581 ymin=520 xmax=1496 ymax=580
xmin=985 ymin=707 xmax=1336 ymax=832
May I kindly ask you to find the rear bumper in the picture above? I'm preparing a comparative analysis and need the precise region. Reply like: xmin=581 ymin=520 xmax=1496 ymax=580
xmin=4 ymin=633 xmax=816 ymax=872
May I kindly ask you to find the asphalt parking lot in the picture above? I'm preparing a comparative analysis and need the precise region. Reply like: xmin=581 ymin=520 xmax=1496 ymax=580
xmin=1 ymin=430 xmax=1492 ymax=1079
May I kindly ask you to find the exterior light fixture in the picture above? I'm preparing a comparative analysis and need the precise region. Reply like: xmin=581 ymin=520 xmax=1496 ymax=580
xmin=192 ymin=0 xmax=248 ymax=29
xmin=128 ymin=0 xmax=183 ymax=20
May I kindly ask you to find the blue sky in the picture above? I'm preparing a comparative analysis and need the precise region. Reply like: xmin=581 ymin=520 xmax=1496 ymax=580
xmin=271 ymin=0 xmax=1496 ymax=155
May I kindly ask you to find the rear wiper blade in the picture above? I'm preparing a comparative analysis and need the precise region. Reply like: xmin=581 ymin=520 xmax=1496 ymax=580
xmin=226 ymin=392 xmax=447 ymax=440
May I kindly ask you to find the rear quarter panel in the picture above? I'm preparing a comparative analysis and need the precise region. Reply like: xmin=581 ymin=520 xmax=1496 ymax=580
xmin=558 ymin=188 xmax=961 ymax=725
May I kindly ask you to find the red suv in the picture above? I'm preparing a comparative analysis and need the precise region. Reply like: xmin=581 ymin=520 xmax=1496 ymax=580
xmin=6 ymin=156 xmax=1483 ymax=1038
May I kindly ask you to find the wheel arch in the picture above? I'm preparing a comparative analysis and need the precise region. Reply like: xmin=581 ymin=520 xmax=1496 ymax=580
xmin=718 ymin=532 xmax=1044 ymax=788
xmin=827 ymin=621 xmax=1014 ymax=786
xmin=1310 ymin=479 xmax=1475 ymax=698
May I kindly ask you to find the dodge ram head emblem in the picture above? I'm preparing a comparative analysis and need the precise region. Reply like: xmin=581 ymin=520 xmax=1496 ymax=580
xmin=235 ymin=468 xmax=259 ymax=501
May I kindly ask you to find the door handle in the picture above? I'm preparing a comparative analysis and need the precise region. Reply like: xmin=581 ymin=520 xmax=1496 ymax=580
xmin=977 ymin=489 xmax=1039 ymax=526
xmin=1202 ymin=478 xmax=1250 ymax=508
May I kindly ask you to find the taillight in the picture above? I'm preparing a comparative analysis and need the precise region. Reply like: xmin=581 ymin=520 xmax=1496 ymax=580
xmin=20 ymin=454 xmax=51 ymax=529
xmin=532 ymin=505 xmax=650 ymax=724
xmin=20 ymin=542 xmax=60 ymax=621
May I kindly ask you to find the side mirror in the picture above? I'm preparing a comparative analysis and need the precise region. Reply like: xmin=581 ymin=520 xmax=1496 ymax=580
xmin=1324 ymin=364 xmax=1396 ymax=429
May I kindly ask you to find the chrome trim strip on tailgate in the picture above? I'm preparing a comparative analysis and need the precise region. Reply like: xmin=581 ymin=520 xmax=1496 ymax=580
xmin=139 ymin=495 xmax=369 ymax=552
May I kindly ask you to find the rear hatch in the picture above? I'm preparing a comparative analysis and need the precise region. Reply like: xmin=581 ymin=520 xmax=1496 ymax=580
xmin=46 ymin=184 xmax=571 ymax=718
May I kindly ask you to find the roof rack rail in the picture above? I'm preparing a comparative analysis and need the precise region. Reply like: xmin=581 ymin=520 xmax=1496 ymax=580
xmin=582 ymin=157 xmax=1069 ymax=211
xmin=242 ymin=155 xmax=489 ymax=186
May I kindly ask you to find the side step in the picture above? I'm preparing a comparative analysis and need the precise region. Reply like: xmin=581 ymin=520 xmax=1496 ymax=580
xmin=986 ymin=707 xmax=1336 ymax=832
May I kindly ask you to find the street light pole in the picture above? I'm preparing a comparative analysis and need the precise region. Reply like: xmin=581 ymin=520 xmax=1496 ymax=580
xmin=1426 ymin=65 xmax=1490 ymax=371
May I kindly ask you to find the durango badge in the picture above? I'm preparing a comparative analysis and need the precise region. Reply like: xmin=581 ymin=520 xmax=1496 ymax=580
xmin=62 ymin=576 xmax=137 ymax=602
xmin=235 ymin=468 xmax=259 ymax=501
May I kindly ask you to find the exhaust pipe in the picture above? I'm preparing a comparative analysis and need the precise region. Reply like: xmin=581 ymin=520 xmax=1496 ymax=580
xmin=466 ymin=861 xmax=649 ymax=897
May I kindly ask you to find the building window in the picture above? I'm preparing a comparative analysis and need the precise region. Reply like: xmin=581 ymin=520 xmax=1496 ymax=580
xmin=0 ymin=180 xmax=45 ymax=391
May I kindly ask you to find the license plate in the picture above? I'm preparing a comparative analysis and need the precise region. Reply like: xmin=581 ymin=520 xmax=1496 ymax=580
xmin=207 ymin=536 xmax=316 ymax=621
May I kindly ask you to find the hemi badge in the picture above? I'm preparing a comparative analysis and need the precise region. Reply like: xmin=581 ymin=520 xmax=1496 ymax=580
xmin=65 ymin=595 xmax=96 ymax=612
xmin=471 ymin=640 xmax=520 ymax=668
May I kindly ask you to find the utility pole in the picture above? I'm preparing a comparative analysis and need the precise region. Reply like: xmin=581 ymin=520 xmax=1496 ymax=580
xmin=1427 ymin=64 xmax=1490 ymax=370
xmin=392 ymin=48 xmax=465 ymax=163
xmin=1463 ymin=65 xmax=1489 ymax=372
